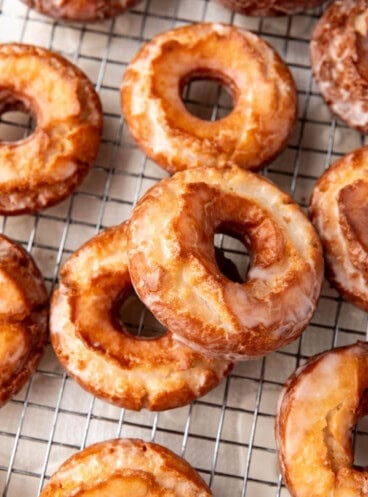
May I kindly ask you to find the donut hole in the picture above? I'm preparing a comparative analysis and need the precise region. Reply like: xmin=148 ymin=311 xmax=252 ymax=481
xmin=0 ymin=96 xmax=36 ymax=142
xmin=181 ymin=77 xmax=234 ymax=121
xmin=115 ymin=293 xmax=167 ymax=339
xmin=214 ymin=233 xmax=250 ymax=283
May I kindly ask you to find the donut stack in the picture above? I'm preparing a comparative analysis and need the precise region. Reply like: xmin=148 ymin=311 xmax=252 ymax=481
xmin=50 ymin=163 xmax=324 ymax=405
xmin=48 ymin=22 xmax=325 ymax=413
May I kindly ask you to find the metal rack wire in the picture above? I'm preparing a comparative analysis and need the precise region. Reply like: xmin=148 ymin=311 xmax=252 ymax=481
xmin=0 ymin=1 xmax=367 ymax=496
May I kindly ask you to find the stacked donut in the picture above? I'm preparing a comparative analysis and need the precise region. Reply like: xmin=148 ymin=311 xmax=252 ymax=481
xmin=50 ymin=221 xmax=233 ymax=411
xmin=125 ymin=165 xmax=323 ymax=361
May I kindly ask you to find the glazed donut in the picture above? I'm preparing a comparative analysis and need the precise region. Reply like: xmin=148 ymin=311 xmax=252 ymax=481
xmin=50 ymin=222 xmax=231 ymax=411
xmin=276 ymin=341 xmax=368 ymax=497
xmin=0 ymin=43 xmax=102 ymax=215
xmin=216 ymin=0 xmax=326 ymax=16
xmin=39 ymin=438 xmax=212 ymax=497
xmin=309 ymin=146 xmax=368 ymax=310
xmin=310 ymin=0 xmax=368 ymax=133
xmin=0 ymin=234 xmax=48 ymax=406
xmin=127 ymin=165 xmax=324 ymax=361
xmin=121 ymin=23 xmax=297 ymax=173
xmin=20 ymin=0 xmax=140 ymax=22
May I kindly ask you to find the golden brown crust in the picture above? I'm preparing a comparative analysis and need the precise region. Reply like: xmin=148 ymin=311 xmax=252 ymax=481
xmin=275 ymin=341 xmax=368 ymax=497
xmin=310 ymin=0 xmax=368 ymax=133
xmin=127 ymin=165 xmax=323 ymax=361
xmin=39 ymin=438 xmax=212 ymax=497
xmin=217 ymin=0 xmax=326 ymax=15
xmin=0 ymin=43 xmax=102 ymax=215
xmin=121 ymin=22 xmax=297 ymax=173
xmin=50 ymin=223 xmax=232 ymax=411
xmin=309 ymin=146 xmax=368 ymax=310
xmin=20 ymin=0 xmax=140 ymax=21
xmin=0 ymin=234 xmax=48 ymax=406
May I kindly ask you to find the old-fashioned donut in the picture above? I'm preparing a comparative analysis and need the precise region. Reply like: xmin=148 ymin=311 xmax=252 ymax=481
xmin=0 ymin=43 xmax=102 ymax=215
xmin=276 ymin=341 xmax=368 ymax=497
xmin=127 ymin=165 xmax=324 ymax=361
xmin=310 ymin=0 xmax=368 ymax=133
xmin=0 ymin=234 xmax=48 ymax=406
xmin=39 ymin=438 xmax=212 ymax=497
xmin=121 ymin=22 xmax=297 ymax=173
xmin=50 ymin=222 xmax=231 ymax=411
xmin=217 ymin=0 xmax=326 ymax=16
xmin=20 ymin=0 xmax=140 ymax=21
xmin=309 ymin=146 xmax=368 ymax=310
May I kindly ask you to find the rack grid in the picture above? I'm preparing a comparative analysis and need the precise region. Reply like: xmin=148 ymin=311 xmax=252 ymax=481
xmin=0 ymin=1 xmax=367 ymax=496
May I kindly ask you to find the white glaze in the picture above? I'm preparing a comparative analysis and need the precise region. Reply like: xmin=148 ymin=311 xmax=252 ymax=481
xmin=128 ymin=166 xmax=323 ymax=360
xmin=276 ymin=342 xmax=368 ymax=497
xmin=310 ymin=148 xmax=368 ymax=305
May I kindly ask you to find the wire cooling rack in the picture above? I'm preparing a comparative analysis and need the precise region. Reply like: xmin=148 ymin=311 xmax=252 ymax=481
xmin=0 ymin=1 xmax=367 ymax=496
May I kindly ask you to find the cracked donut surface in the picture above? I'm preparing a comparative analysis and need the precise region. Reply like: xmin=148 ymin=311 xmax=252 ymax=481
xmin=50 ymin=222 xmax=231 ymax=411
xmin=20 ymin=0 xmax=140 ymax=21
xmin=310 ymin=146 xmax=368 ymax=310
xmin=0 ymin=234 xmax=48 ymax=406
xmin=310 ymin=0 xmax=368 ymax=133
xmin=0 ymin=43 xmax=102 ymax=215
xmin=127 ymin=165 xmax=323 ymax=361
xmin=276 ymin=341 xmax=368 ymax=497
xmin=39 ymin=438 xmax=212 ymax=497
xmin=121 ymin=22 xmax=297 ymax=173
xmin=217 ymin=0 xmax=326 ymax=16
